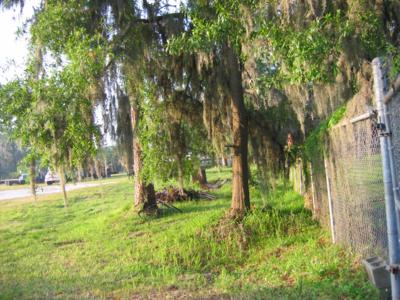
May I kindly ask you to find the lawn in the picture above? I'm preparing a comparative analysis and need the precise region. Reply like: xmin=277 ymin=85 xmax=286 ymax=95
xmin=0 ymin=183 xmax=32 ymax=191
xmin=0 ymin=168 xmax=379 ymax=299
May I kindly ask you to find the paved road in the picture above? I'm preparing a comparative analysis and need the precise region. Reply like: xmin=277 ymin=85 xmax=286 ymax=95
xmin=0 ymin=182 xmax=114 ymax=201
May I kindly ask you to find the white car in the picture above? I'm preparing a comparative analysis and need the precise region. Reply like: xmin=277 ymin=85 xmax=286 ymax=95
xmin=45 ymin=170 xmax=60 ymax=185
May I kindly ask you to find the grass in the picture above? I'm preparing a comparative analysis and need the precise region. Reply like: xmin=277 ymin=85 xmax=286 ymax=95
xmin=0 ymin=168 xmax=379 ymax=299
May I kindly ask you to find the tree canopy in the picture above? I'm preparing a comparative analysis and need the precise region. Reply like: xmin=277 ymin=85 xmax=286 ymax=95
xmin=0 ymin=0 xmax=399 ymax=214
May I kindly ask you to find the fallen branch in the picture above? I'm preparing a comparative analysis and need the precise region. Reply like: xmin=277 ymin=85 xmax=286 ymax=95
xmin=155 ymin=187 xmax=216 ymax=203
xmin=204 ymin=179 xmax=230 ymax=190
xmin=157 ymin=200 xmax=183 ymax=213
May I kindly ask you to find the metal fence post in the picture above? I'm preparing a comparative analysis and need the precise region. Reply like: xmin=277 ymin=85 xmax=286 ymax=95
xmin=324 ymin=155 xmax=336 ymax=243
xmin=373 ymin=57 xmax=400 ymax=300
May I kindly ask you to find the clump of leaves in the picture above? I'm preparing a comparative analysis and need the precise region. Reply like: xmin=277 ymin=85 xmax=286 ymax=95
xmin=303 ymin=104 xmax=347 ymax=161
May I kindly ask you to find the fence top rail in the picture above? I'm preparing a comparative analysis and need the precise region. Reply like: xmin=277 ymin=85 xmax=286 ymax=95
xmin=330 ymin=108 xmax=376 ymax=130
xmin=350 ymin=109 xmax=376 ymax=124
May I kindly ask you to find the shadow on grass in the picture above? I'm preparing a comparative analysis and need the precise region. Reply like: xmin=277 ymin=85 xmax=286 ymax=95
xmin=209 ymin=279 xmax=378 ymax=300
xmin=262 ymin=205 xmax=313 ymax=217
xmin=157 ymin=201 xmax=229 ymax=218
xmin=70 ymin=195 xmax=90 ymax=203
xmin=0 ymin=275 xmax=377 ymax=300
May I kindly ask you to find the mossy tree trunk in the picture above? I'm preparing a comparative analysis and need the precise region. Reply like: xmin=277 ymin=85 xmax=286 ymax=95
xmin=224 ymin=44 xmax=250 ymax=218
xmin=29 ymin=158 xmax=37 ymax=201
xmin=103 ymin=157 xmax=108 ymax=178
xmin=142 ymin=183 xmax=158 ymax=216
xmin=169 ymin=122 xmax=186 ymax=195
xmin=94 ymin=158 xmax=101 ymax=179
xmin=176 ymin=156 xmax=185 ymax=195
xmin=58 ymin=166 xmax=68 ymax=207
xmin=193 ymin=167 xmax=207 ymax=186
xmin=77 ymin=163 xmax=83 ymax=182
xmin=131 ymin=103 xmax=144 ymax=206
xmin=222 ymin=156 xmax=228 ymax=167
xmin=130 ymin=100 xmax=158 ymax=215
xmin=29 ymin=44 xmax=43 ymax=201
xmin=89 ymin=162 xmax=95 ymax=180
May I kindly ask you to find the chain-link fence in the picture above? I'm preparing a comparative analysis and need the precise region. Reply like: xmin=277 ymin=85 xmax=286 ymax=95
xmin=309 ymin=155 xmax=331 ymax=229
xmin=296 ymin=110 xmax=388 ymax=259
xmin=300 ymin=106 xmax=383 ymax=257
xmin=325 ymin=114 xmax=387 ymax=258
xmin=387 ymin=80 xmax=400 ymax=195
xmin=289 ymin=62 xmax=400 ymax=261
xmin=287 ymin=60 xmax=400 ymax=296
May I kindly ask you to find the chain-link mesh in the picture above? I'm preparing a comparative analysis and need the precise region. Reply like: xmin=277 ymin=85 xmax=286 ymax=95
xmin=293 ymin=71 xmax=400 ymax=259
xmin=309 ymin=155 xmax=331 ymax=228
xmin=387 ymin=85 xmax=400 ymax=192
xmin=326 ymin=116 xmax=387 ymax=258
xmin=305 ymin=113 xmax=387 ymax=258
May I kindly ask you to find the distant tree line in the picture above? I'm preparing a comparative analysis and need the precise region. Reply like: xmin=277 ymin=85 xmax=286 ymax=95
xmin=0 ymin=133 xmax=24 ymax=179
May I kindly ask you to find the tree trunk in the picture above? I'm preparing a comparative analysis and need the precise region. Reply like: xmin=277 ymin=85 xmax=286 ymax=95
xmin=77 ymin=163 xmax=83 ymax=182
xmin=141 ymin=183 xmax=158 ymax=216
xmin=58 ymin=166 xmax=68 ymax=207
xmin=104 ymin=157 xmax=108 ymax=178
xmin=130 ymin=103 xmax=158 ymax=215
xmin=89 ymin=162 xmax=95 ymax=180
xmin=193 ymin=167 xmax=207 ymax=186
xmin=176 ymin=155 xmax=185 ymax=195
xmin=131 ymin=105 xmax=145 ymax=206
xmin=94 ymin=158 xmax=101 ymax=179
xmin=225 ymin=45 xmax=250 ymax=218
xmin=221 ymin=156 xmax=228 ymax=167
xmin=167 ymin=121 xmax=186 ymax=195
xmin=29 ymin=158 xmax=37 ymax=201
xmin=30 ymin=43 xmax=42 ymax=202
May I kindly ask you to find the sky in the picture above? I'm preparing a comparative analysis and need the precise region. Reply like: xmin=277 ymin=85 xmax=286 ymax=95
xmin=0 ymin=0 xmax=182 ymax=84
xmin=0 ymin=0 xmax=41 ymax=84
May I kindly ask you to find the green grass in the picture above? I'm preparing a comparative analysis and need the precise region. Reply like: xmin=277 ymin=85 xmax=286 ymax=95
xmin=0 ymin=168 xmax=379 ymax=299
xmin=0 ymin=183 xmax=32 ymax=191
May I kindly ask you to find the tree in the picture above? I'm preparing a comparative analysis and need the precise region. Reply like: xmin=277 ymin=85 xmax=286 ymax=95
xmin=110 ymin=0 xmax=203 ymax=213
xmin=0 ymin=79 xmax=40 ymax=200
xmin=0 ymin=0 xmax=106 ymax=205
xmin=168 ymin=0 xmax=254 ymax=218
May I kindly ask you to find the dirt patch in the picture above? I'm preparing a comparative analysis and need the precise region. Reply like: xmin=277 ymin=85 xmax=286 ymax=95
xmin=129 ymin=289 xmax=231 ymax=300
xmin=54 ymin=239 xmax=85 ymax=247
xmin=280 ymin=273 xmax=296 ymax=287
xmin=271 ymin=247 xmax=284 ymax=259
xmin=128 ymin=231 xmax=146 ymax=238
